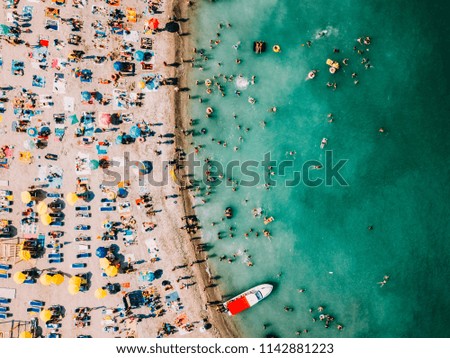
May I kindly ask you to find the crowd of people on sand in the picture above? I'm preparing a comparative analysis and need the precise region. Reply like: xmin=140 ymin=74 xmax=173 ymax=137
xmin=0 ymin=0 xmax=226 ymax=338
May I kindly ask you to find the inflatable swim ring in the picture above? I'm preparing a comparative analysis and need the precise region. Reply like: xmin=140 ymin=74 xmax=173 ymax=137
xmin=273 ymin=45 xmax=281 ymax=53
xmin=308 ymin=71 xmax=316 ymax=79
xmin=205 ymin=79 xmax=212 ymax=87
xmin=206 ymin=107 xmax=214 ymax=115
xmin=329 ymin=67 xmax=336 ymax=74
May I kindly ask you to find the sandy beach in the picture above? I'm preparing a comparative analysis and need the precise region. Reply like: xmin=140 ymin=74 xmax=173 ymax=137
xmin=0 ymin=0 xmax=237 ymax=338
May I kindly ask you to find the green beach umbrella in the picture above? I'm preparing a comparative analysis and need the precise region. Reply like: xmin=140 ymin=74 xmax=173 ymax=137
xmin=0 ymin=25 xmax=10 ymax=36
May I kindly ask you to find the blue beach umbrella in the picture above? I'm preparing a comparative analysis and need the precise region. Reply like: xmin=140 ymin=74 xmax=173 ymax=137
xmin=115 ymin=135 xmax=123 ymax=144
xmin=81 ymin=91 xmax=91 ymax=101
xmin=39 ymin=126 xmax=51 ymax=136
xmin=129 ymin=125 xmax=141 ymax=138
xmin=96 ymin=247 xmax=107 ymax=258
xmin=113 ymin=62 xmax=122 ymax=71
xmin=134 ymin=51 xmax=145 ymax=61
xmin=117 ymin=188 xmax=127 ymax=198
xmin=27 ymin=127 xmax=38 ymax=137
xmin=89 ymin=159 xmax=99 ymax=170
xmin=146 ymin=80 xmax=156 ymax=90
xmin=94 ymin=92 xmax=103 ymax=101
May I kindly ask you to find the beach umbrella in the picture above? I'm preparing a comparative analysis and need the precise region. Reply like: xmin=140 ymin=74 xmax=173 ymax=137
xmin=69 ymin=276 xmax=82 ymax=286
xmin=40 ymin=309 xmax=52 ymax=322
xmin=138 ymin=81 xmax=146 ymax=89
xmin=134 ymin=50 xmax=145 ymax=61
xmin=165 ymin=21 xmax=179 ymax=33
xmin=68 ymin=283 xmax=80 ymax=295
xmin=117 ymin=188 xmax=127 ymax=198
xmin=23 ymin=139 xmax=36 ymax=150
xmin=51 ymin=273 xmax=64 ymax=286
xmin=105 ymin=265 xmax=118 ymax=277
xmin=106 ymin=191 xmax=116 ymax=200
xmin=96 ymin=247 xmax=108 ymax=258
xmin=40 ymin=213 xmax=52 ymax=226
xmin=99 ymin=113 xmax=111 ymax=127
xmin=115 ymin=135 xmax=123 ymax=145
xmin=21 ymin=191 xmax=32 ymax=204
xmin=36 ymin=201 xmax=48 ymax=215
xmin=27 ymin=127 xmax=38 ymax=138
xmin=39 ymin=127 xmax=51 ymax=136
xmin=19 ymin=249 xmax=31 ymax=261
xmin=148 ymin=18 xmax=159 ymax=30
xmin=19 ymin=331 xmax=33 ymax=338
xmin=146 ymin=80 xmax=156 ymax=90
xmin=0 ymin=24 xmax=11 ymax=36
xmin=129 ymin=126 xmax=141 ymax=139
xmin=94 ymin=288 xmax=108 ymax=299
xmin=39 ymin=274 xmax=52 ymax=286
xmin=13 ymin=271 xmax=27 ymax=284
xmin=89 ymin=159 xmax=99 ymax=170
xmin=81 ymin=91 xmax=91 ymax=101
xmin=66 ymin=192 xmax=78 ymax=206
xmin=113 ymin=62 xmax=123 ymax=71
xmin=94 ymin=91 xmax=103 ymax=101
xmin=99 ymin=257 xmax=110 ymax=269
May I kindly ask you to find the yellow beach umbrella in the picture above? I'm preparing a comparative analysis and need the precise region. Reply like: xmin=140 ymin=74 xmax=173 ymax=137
xmin=40 ymin=309 xmax=52 ymax=322
xmin=21 ymin=191 xmax=32 ymax=204
xmin=40 ymin=213 xmax=52 ymax=226
xmin=105 ymin=265 xmax=118 ymax=277
xmin=69 ymin=276 xmax=82 ymax=286
xmin=18 ymin=249 xmax=31 ymax=261
xmin=66 ymin=192 xmax=78 ymax=206
xmin=106 ymin=191 xmax=116 ymax=200
xmin=13 ymin=271 xmax=27 ymax=284
xmin=39 ymin=274 xmax=52 ymax=286
xmin=51 ymin=273 xmax=64 ymax=285
xmin=19 ymin=331 xmax=33 ymax=338
xmin=138 ymin=81 xmax=146 ymax=89
xmin=36 ymin=201 xmax=48 ymax=215
xmin=68 ymin=283 xmax=80 ymax=295
xmin=99 ymin=257 xmax=110 ymax=269
xmin=94 ymin=288 xmax=107 ymax=299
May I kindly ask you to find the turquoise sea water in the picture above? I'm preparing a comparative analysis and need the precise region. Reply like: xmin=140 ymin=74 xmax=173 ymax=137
xmin=188 ymin=0 xmax=450 ymax=337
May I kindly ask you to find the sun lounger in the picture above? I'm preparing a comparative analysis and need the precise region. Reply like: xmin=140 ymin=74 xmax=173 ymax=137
xmin=27 ymin=307 xmax=41 ymax=313
xmin=72 ymin=263 xmax=87 ymax=269
xmin=0 ymin=306 xmax=9 ymax=312
xmin=0 ymin=313 xmax=7 ymax=320
xmin=24 ymin=278 xmax=36 ymax=284
xmin=76 ymin=253 xmax=91 ymax=259
xmin=48 ymin=253 xmax=63 ymax=259
xmin=0 ymin=298 xmax=11 ymax=304
xmin=101 ymin=198 xmax=115 ymax=203
xmin=29 ymin=300 xmax=45 ymax=307
xmin=0 ymin=273 xmax=9 ymax=279
xmin=100 ymin=206 xmax=116 ymax=211
xmin=49 ymin=258 xmax=63 ymax=264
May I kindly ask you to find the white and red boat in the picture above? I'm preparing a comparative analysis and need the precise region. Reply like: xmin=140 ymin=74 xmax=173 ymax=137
xmin=223 ymin=284 xmax=273 ymax=316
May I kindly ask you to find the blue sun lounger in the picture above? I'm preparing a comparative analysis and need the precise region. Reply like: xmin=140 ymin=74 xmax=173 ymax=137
xmin=0 ymin=313 xmax=7 ymax=320
xmin=49 ymin=258 xmax=63 ymax=264
xmin=100 ymin=206 xmax=116 ymax=211
xmin=0 ymin=272 xmax=9 ymax=279
xmin=0 ymin=264 xmax=11 ymax=270
xmin=27 ymin=307 xmax=41 ymax=314
xmin=24 ymin=278 xmax=35 ymax=284
xmin=29 ymin=300 xmax=45 ymax=307
xmin=48 ymin=253 xmax=63 ymax=259
xmin=0 ymin=298 xmax=10 ymax=304
xmin=72 ymin=263 xmax=87 ymax=269
xmin=0 ymin=306 xmax=9 ymax=312
xmin=76 ymin=253 xmax=91 ymax=259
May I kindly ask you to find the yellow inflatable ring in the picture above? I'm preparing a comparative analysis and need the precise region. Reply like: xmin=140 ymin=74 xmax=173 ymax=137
xmin=273 ymin=45 xmax=281 ymax=53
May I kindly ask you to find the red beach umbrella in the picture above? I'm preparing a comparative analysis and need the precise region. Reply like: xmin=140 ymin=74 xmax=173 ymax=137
xmin=148 ymin=18 xmax=159 ymax=30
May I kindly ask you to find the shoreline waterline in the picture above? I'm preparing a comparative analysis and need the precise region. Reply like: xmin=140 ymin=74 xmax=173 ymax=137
xmin=170 ymin=0 xmax=240 ymax=338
